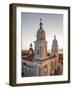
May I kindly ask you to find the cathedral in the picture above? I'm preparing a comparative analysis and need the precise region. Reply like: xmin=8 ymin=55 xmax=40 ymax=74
xmin=22 ymin=19 xmax=63 ymax=77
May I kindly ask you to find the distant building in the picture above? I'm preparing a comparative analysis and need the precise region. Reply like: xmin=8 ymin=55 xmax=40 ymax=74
xmin=52 ymin=35 xmax=58 ymax=54
xmin=22 ymin=19 xmax=63 ymax=77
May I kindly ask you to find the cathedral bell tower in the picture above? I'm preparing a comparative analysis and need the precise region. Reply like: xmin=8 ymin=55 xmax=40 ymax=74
xmin=52 ymin=35 xmax=58 ymax=54
xmin=34 ymin=18 xmax=48 ymax=61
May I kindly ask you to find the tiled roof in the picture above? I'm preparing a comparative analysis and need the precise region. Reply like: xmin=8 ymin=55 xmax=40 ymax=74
xmin=22 ymin=54 xmax=34 ymax=61
xmin=22 ymin=53 xmax=57 ymax=62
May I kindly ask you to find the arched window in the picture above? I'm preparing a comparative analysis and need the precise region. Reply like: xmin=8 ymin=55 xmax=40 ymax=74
xmin=37 ymin=50 xmax=39 ymax=55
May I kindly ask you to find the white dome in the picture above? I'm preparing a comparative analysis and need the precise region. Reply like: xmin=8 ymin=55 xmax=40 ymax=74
xmin=36 ymin=18 xmax=45 ymax=40
xmin=37 ymin=29 xmax=45 ymax=40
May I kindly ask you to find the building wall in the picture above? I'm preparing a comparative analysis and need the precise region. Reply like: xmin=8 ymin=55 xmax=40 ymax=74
xmin=22 ymin=59 xmax=42 ymax=77
xmin=22 ymin=54 xmax=59 ymax=77
xmin=34 ymin=40 xmax=47 ymax=60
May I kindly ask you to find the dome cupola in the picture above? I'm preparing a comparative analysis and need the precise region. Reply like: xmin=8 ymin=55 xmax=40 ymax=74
xmin=36 ymin=18 xmax=45 ymax=40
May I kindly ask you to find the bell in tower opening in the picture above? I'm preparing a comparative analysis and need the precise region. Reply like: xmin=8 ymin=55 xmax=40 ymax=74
xmin=34 ymin=18 xmax=48 ymax=61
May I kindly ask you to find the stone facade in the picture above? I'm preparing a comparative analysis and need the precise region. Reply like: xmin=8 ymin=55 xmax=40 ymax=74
xmin=22 ymin=54 xmax=59 ymax=77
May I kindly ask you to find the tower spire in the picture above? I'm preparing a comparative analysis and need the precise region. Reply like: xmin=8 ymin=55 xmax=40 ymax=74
xmin=34 ymin=18 xmax=47 ymax=60
xmin=40 ymin=18 xmax=43 ymax=29
xmin=40 ymin=18 xmax=42 ymax=22
xmin=54 ymin=35 xmax=56 ymax=39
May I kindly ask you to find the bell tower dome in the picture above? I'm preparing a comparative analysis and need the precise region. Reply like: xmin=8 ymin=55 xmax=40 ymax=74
xmin=34 ymin=18 xmax=48 ymax=61
xmin=37 ymin=18 xmax=45 ymax=40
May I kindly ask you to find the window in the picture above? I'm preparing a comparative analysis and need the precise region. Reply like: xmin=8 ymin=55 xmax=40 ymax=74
xmin=37 ymin=50 xmax=39 ymax=55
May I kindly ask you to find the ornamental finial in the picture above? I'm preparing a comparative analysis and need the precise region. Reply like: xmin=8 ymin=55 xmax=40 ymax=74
xmin=40 ymin=18 xmax=42 ymax=22
xmin=40 ymin=18 xmax=42 ymax=29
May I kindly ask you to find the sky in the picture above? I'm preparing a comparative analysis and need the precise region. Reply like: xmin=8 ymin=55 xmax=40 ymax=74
xmin=21 ymin=12 xmax=63 ymax=50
